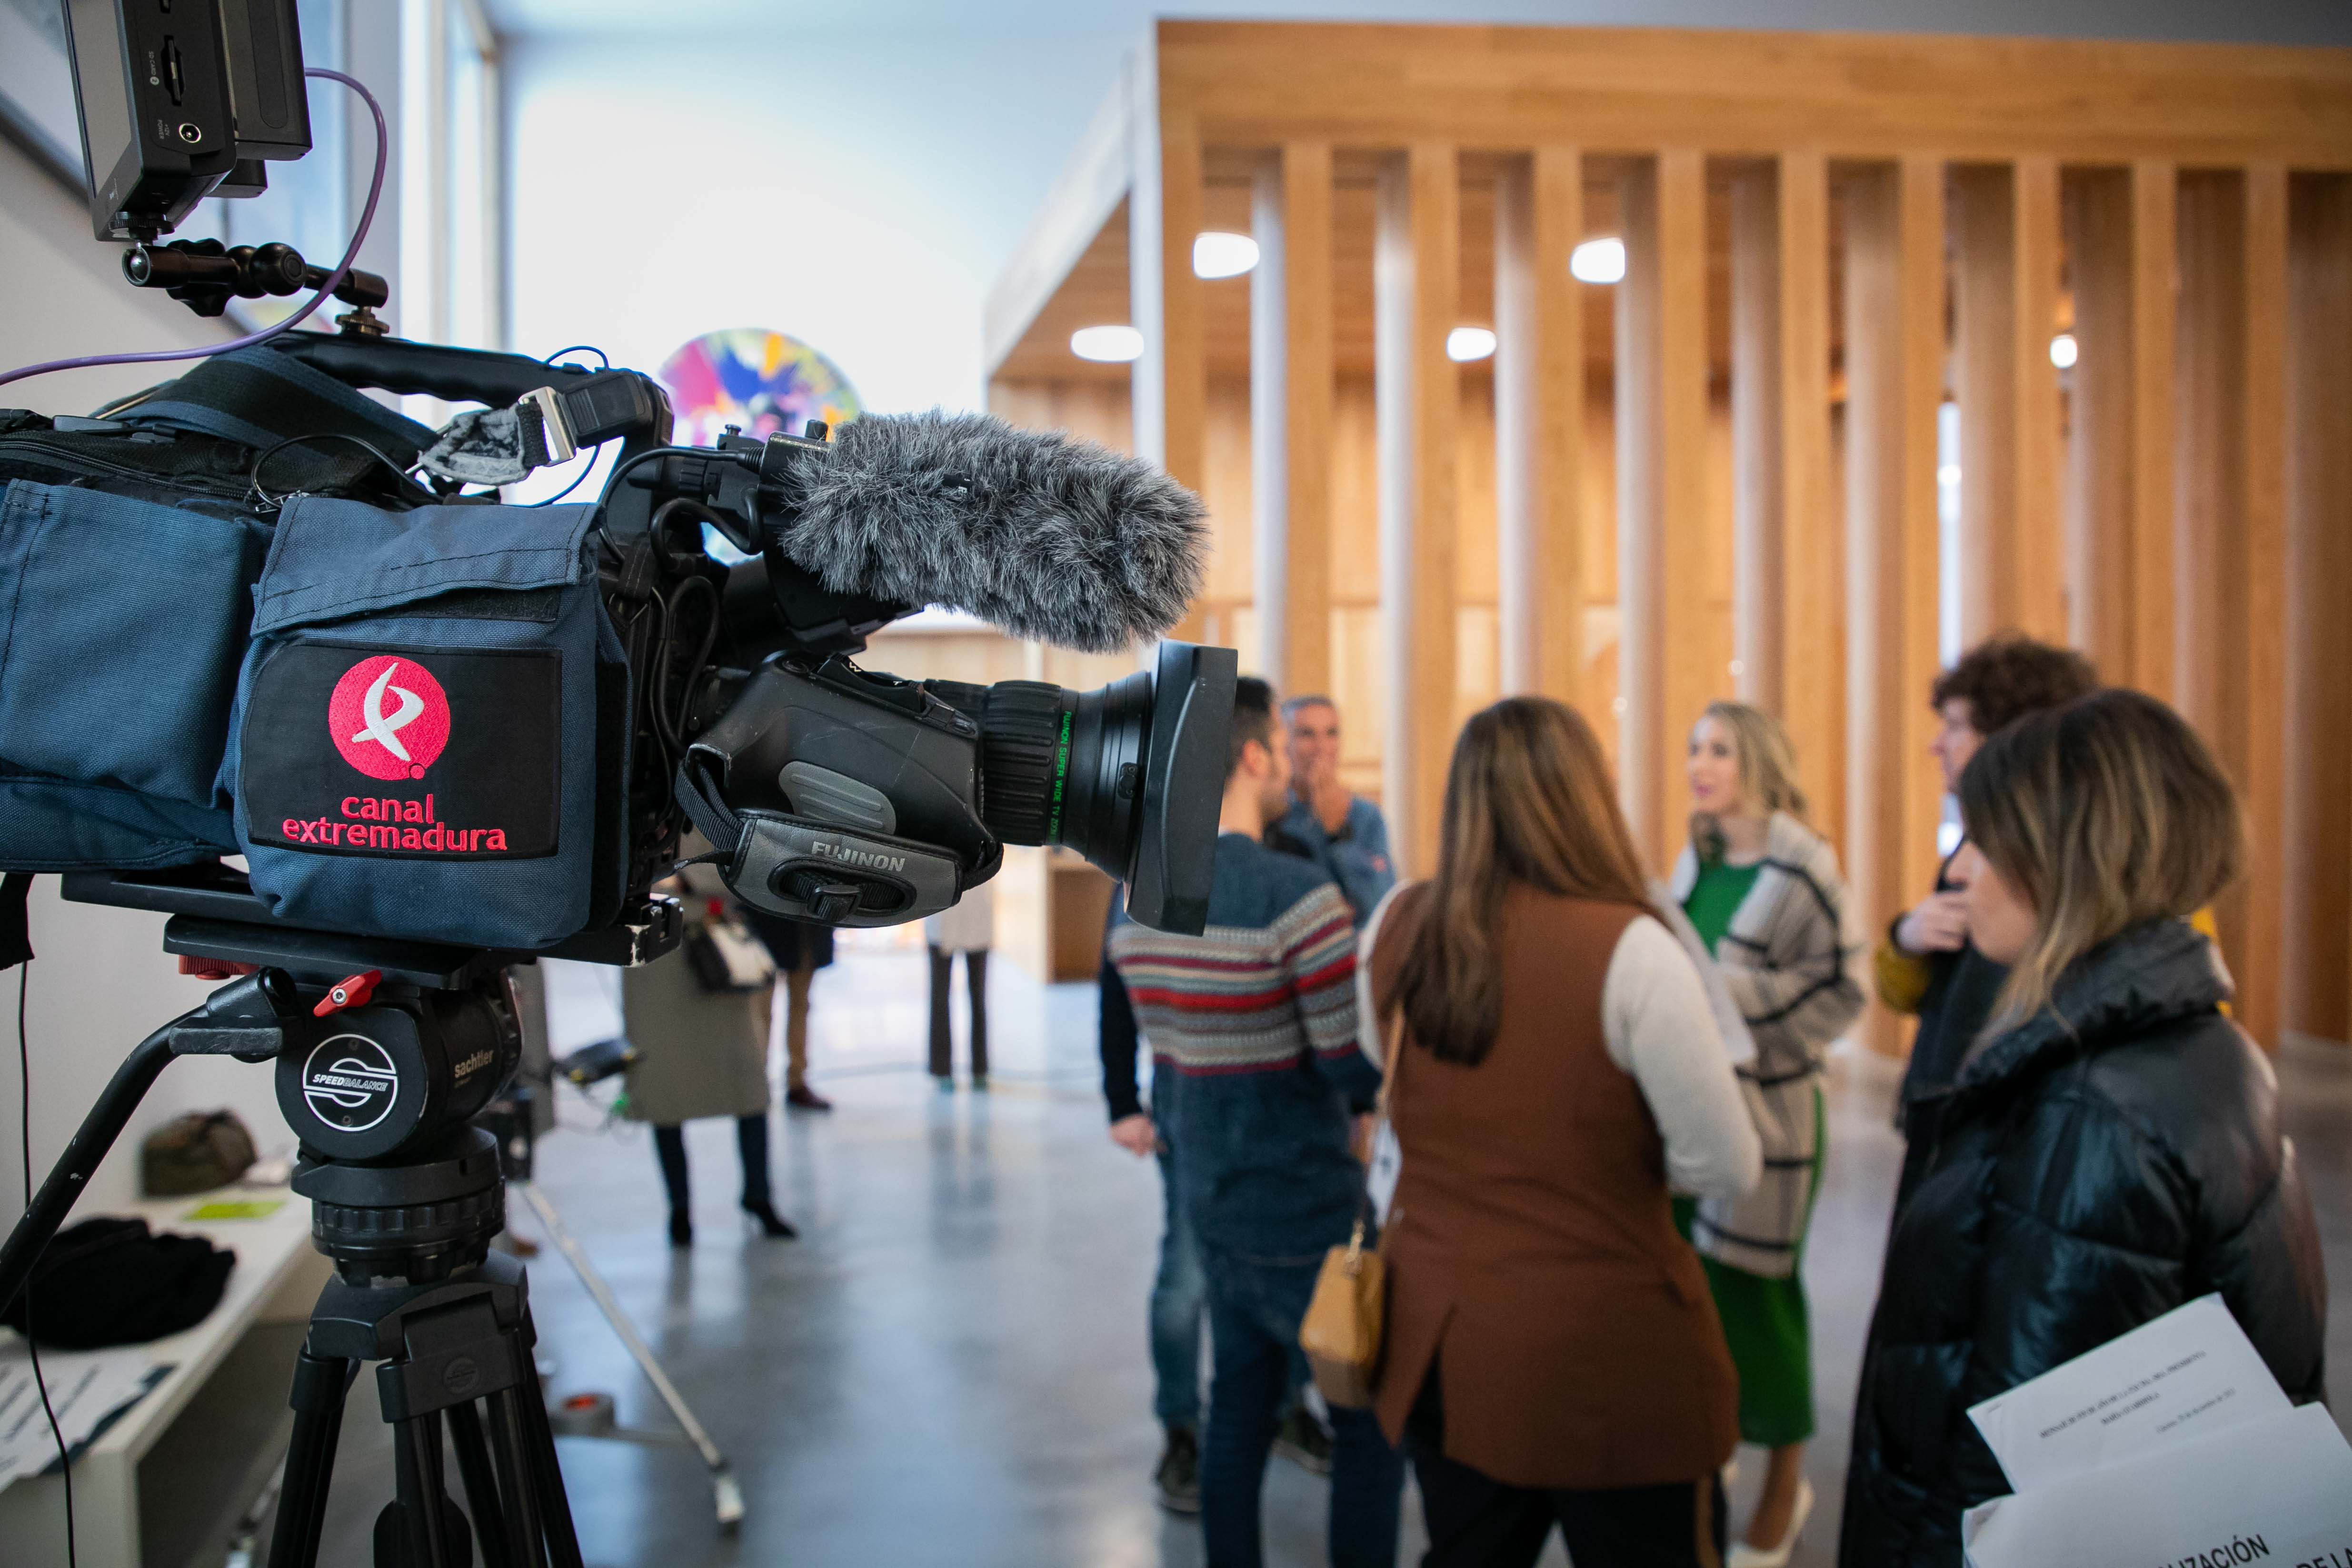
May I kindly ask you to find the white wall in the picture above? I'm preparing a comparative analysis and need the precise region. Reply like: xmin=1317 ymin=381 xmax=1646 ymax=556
xmin=503 ymin=31 xmax=1128 ymax=411
xmin=0 ymin=134 xmax=286 ymax=1234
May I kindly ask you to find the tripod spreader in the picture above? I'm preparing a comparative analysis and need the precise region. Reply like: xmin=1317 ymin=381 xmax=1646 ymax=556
xmin=0 ymin=969 xmax=299 ymax=1319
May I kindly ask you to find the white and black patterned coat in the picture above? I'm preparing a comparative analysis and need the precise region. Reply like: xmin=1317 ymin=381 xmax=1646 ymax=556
xmin=1668 ymin=812 xmax=1866 ymax=1278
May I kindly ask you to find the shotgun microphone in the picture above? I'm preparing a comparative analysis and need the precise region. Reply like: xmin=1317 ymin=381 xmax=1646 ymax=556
xmin=767 ymin=411 xmax=1209 ymax=654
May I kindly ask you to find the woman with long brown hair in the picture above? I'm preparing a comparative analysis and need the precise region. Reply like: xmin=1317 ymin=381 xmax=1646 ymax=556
xmin=1362 ymin=697 xmax=1762 ymax=1567
xmin=1841 ymin=689 xmax=2328 ymax=1564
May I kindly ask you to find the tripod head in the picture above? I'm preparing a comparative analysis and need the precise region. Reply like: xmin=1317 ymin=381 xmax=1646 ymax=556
xmin=0 ymin=863 xmax=680 ymax=1318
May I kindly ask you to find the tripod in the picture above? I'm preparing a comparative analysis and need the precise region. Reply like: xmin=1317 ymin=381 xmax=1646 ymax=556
xmin=269 ymin=1132 xmax=580 ymax=1568
xmin=0 ymin=878 xmax=680 ymax=1568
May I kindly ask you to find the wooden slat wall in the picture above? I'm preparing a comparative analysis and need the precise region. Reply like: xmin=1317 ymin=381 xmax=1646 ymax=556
xmin=982 ymin=22 xmax=2352 ymax=1049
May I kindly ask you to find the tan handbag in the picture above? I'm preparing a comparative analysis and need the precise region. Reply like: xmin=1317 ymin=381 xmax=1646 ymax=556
xmin=1298 ymin=1005 xmax=1405 ymax=1409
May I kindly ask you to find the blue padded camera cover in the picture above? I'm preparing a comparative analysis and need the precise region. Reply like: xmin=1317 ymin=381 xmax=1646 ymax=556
xmin=0 ymin=478 xmax=265 ymax=869
xmin=225 ymin=496 xmax=621 ymax=949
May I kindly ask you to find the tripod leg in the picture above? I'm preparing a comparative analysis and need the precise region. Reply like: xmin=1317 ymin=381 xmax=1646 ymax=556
xmin=486 ymin=1388 xmax=547 ymax=1568
xmin=512 ymin=1340 xmax=585 ymax=1568
xmin=446 ymin=1401 xmax=514 ymax=1568
xmin=268 ymin=1349 xmax=354 ymax=1568
xmin=384 ymin=1409 xmax=467 ymax=1568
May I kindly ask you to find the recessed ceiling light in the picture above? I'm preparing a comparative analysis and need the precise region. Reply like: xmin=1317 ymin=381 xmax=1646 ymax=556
xmin=1445 ymin=326 xmax=1497 ymax=363
xmin=2049 ymin=332 xmax=2079 ymax=369
xmin=1192 ymin=231 xmax=1259 ymax=280
xmin=1570 ymin=237 xmax=1626 ymax=285
xmin=1070 ymin=325 xmax=1144 ymax=363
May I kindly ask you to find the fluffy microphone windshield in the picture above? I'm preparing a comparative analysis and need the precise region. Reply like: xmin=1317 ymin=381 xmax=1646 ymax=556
xmin=771 ymin=411 xmax=1208 ymax=654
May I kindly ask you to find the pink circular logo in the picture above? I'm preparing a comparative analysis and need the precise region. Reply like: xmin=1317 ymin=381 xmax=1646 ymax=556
xmin=328 ymin=656 xmax=451 ymax=781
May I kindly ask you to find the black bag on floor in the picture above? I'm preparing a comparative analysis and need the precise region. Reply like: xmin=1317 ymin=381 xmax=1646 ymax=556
xmin=0 ymin=1216 xmax=236 ymax=1348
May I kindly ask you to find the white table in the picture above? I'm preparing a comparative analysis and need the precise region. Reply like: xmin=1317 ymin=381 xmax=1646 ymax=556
xmin=0 ymin=1188 xmax=331 ymax=1568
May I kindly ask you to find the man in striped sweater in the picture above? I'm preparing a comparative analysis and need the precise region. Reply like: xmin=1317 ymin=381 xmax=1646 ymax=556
xmin=1107 ymin=677 xmax=1401 ymax=1568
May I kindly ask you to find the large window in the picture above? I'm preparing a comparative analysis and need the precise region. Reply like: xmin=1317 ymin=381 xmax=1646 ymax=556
xmin=401 ymin=0 xmax=502 ymax=353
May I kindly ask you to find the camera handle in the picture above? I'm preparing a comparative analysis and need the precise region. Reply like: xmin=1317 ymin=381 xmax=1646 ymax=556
xmin=0 ymin=969 xmax=299 ymax=1321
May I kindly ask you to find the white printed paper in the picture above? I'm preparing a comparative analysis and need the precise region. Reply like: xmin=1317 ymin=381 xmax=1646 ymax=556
xmin=1966 ymin=1293 xmax=2290 ymax=1494
xmin=1963 ymin=1402 xmax=2352 ymax=1568
xmin=0 ymin=1349 xmax=169 ymax=1493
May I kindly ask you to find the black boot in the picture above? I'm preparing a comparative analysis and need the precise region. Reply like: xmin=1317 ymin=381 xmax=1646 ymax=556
xmin=653 ymin=1124 xmax=692 ymax=1248
xmin=737 ymin=1114 xmax=797 ymax=1239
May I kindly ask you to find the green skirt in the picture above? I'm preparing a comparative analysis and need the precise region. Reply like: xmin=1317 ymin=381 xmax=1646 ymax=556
xmin=1671 ymin=1086 xmax=1825 ymax=1448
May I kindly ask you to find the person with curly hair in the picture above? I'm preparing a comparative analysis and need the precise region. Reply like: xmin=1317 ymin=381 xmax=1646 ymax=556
xmin=1874 ymin=635 xmax=2097 ymax=1215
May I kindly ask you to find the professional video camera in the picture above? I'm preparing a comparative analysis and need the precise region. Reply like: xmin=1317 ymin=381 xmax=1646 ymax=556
xmin=0 ymin=5 xmax=1236 ymax=1563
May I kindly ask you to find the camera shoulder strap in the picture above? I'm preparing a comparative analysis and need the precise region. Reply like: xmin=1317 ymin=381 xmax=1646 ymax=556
xmin=672 ymin=756 xmax=744 ymax=864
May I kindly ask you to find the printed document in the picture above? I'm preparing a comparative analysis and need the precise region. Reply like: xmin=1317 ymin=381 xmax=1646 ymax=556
xmin=0 ymin=1349 xmax=169 ymax=1493
xmin=1963 ymin=1402 xmax=2352 ymax=1568
xmin=1965 ymin=1293 xmax=2290 ymax=1493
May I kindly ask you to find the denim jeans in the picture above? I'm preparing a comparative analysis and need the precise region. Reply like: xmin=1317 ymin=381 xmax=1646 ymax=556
xmin=1151 ymin=1145 xmax=1207 ymax=1428
xmin=1198 ymin=1248 xmax=1404 ymax=1568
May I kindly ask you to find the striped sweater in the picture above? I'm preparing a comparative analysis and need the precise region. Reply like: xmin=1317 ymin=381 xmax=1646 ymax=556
xmin=1107 ymin=832 xmax=1380 ymax=1259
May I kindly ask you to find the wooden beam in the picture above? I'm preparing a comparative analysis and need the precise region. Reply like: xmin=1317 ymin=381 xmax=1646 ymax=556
xmin=1375 ymin=144 xmax=1461 ymax=879
xmin=1731 ymin=163 xmax=1785 ymax=715
xmin=1779 ymin=150 xmax=1843 ymax=847
xmin=1251 ymin=155 xmax=1291 ymax=688
xmin=2131 ymin=161 xmax=2179 ymax=702
xmin=1844 ymin=156 xmax=1946 ymax=1055
xmin=2064 ymin=169 xmax=2134 ymax=676
xmin=2014 ymin=156 xmax=2065 ymax=643
xmin=1495 ymin=147 xmax=1583 ymax=711
xmin=1286 ymin=142 xmax=1335 ymax=698
xmin=1156 ymin=22 xmax=2352 ymax=168
xmin=982 ymin=76 xmax=1132 ymax=379
xmin=1733 ymin=153 xmax=1843 ymax=847
xmin=1953 ymin=160 xmax=2063 ymax=647
xmin=1615 ymin=149 xmax=1712 ymax=872
xmin=2243 ymin=163 xmax=2289 ymax=1054
xmin=2175 ymin=166 xmax=2289 ymax=1049
xmin=2285 ymin=173 xmax=2352 ymax=1044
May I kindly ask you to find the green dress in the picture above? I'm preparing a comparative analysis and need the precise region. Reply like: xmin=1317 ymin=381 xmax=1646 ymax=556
xmin=1674 ymin=858 xmax=1824 ymax=1449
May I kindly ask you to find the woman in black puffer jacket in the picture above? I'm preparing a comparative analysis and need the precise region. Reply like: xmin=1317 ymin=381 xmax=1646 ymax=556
xmin=1840 ymin=689 xmax=2328 ymax=1565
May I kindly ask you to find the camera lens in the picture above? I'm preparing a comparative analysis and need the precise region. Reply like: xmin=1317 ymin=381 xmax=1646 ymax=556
xmin=926 ymin=643 xmax=1235 ymax=934
xmin=971 ymin=674 xmax=1152 ymax=867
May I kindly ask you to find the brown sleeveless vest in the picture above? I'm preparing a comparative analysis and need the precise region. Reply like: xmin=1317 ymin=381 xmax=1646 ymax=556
xmin=1369 ymin=883 xmax=1739 ymax=1491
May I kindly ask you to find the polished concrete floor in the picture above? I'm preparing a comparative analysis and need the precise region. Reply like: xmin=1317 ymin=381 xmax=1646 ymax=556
xmin=294 ymin=939 xmax=2352 ymax=1568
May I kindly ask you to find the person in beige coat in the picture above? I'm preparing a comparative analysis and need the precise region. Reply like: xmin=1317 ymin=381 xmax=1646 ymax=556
xmin=925 ymin=881 xmax=995 ymax=1089
xmin=623 ymin=864 xmax=797 ymax=1246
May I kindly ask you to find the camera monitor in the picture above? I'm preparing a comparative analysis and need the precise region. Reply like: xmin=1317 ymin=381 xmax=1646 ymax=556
xmin=63 ymin=0 xmax=310 ymax=241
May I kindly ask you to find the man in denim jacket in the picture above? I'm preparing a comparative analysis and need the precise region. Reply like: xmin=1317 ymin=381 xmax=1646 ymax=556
xmin=1270 ymin=696 xmax=1394 ymax=924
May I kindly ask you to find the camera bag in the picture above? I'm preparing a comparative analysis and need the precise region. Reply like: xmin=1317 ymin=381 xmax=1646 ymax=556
xmin=0 ymin=351 xmax=437 ymax=877
xmin=223 ymin=495 xmax=628 ymax=949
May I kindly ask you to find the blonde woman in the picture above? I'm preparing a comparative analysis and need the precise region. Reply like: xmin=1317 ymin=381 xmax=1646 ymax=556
xmin=1364 ymin=698 xmax=1761 ymax=1567
xmin=1673 ymin=701 xmax=1864 ymax=1568
xmin=1841 ymin=690 xmax=2327 ymax=1565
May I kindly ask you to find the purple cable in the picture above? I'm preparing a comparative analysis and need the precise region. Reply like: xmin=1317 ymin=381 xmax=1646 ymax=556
xmin=0 ymin=66 xmax=389 ymax=395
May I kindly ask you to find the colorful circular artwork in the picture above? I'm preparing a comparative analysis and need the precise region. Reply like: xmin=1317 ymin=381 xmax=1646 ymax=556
xmin=657 ymin=328 xmax=863 ymax=448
